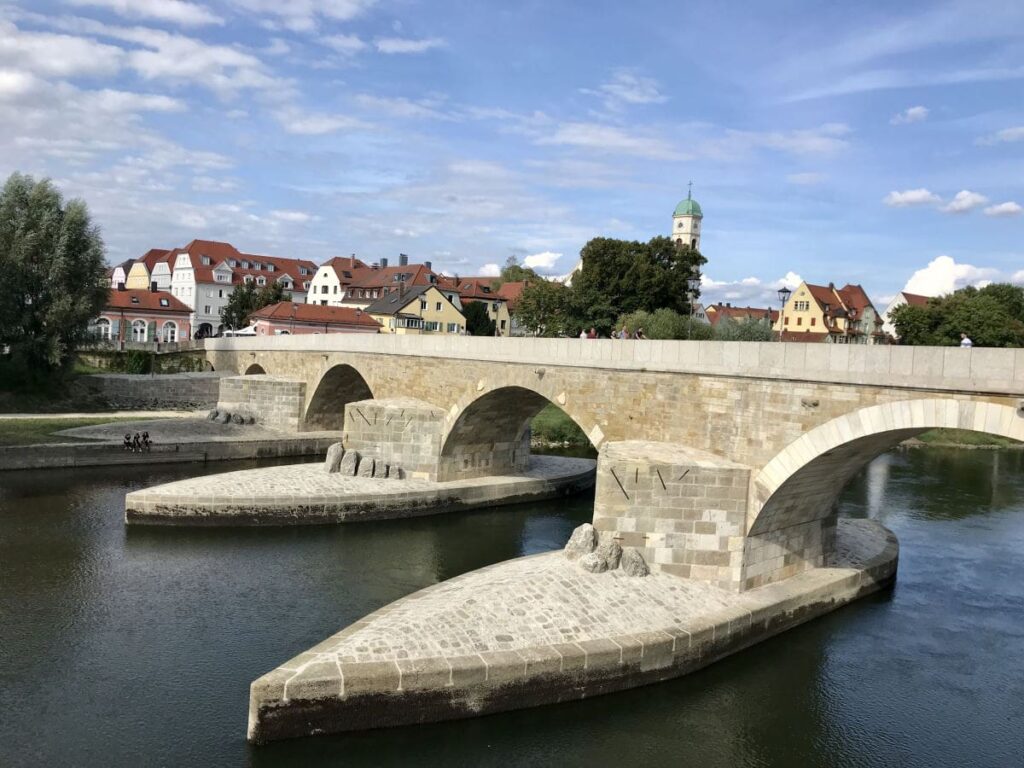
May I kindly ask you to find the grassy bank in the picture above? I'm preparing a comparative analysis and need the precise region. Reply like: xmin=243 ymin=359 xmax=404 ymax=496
xmin=531 ymin=404 xmax=591 ymax=447
xmin=0 ymin=417 xmax=140 ymax=446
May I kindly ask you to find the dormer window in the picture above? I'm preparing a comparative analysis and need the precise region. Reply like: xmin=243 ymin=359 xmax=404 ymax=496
xmin=299 ymin=267 xmax=308 ymax=276
xmin=303 ymin=281 xmax=310 ymax=290
xmin=201 ymin=255 xmax=211 ymax=266
xmin=228 ymin=259 xmax=237 ymax=267
xmin=481 ymin=286 xmax=491 ymax=294
xmin=159 ymin=298 xmax=169 ymax=307
xmin=130 ymin=296 xmax=140 ymax=304
xmin=257 ymin=276 xmax=266 ymax=286
xmin=241 ymin=260 xmax=250 ymax=269
xmin=266 ymin=264 xmax=274 ymax=272
xmin=244 ymin=275 xmax=253 ymax=284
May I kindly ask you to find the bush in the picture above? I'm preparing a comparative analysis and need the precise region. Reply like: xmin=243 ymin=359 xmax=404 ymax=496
xmin=530 ymin=403 xmax=589 ymax=445
xmin=713 ymin=317 xmax=775 ymax=341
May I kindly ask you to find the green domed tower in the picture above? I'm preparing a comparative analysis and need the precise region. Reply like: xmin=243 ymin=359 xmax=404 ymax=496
xmin=672 ymin=185 xmax=703 ymax=250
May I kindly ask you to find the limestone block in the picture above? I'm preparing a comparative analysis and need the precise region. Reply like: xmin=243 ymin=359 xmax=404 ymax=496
xmin=620 ymin=548 xmax=650 ymax=577
xmin=325 ymin=442 xmax=345 ymax=473
xmin=564 ymin=523 xmax=598 ymax=561
xmin=339 ymin=450 xmax=360 ymax=476
xmin=357 ymin=456 xmax=376 ymax=477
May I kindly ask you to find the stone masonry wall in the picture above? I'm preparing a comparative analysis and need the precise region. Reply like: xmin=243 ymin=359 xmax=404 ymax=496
xmin=74 ymin=372 xmax=223 ymax=409
xmin=217 ymin=375 xmax=306 ymax=432
xmin=343 ymin=398 xmax=446 ymax=480
xmin=592 ymin=441 xmax=752 ymax=591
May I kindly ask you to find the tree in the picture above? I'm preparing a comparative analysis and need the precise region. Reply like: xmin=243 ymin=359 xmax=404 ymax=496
xmin=514 ymin=279 xmax=576 ymax=336
xmin=713 ymin=317 xmax=775 ymax=341
xmin=890 ymin=303 xmax=938 ymax=345
xmin=463 ymin=301 xmax=495 ymax=336
xmin=491 ymin=255 xmax=539 ymax=289
xmin=891 ymin=284 xmax=1024 ymax=347
xmin=0 ymin=172 xmax=107 ymax=383
xmin=220 ymin=281 xmax=292 ymax=331
xmin=571 ymin=236 xmax=706 ymax=334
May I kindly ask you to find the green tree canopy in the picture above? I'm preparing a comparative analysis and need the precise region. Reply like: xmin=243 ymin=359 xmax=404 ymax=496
xmin=0 ymin=172 xmax=107 ymax=381
xmin=220 ymin=281 xmax=292 ymax=331
xmin=892 ymin=284 xmax=1024 ymax=347
xmin=491 ymin=255 xmax=540 ymax=289
xmin=463 ymin=300 xmax=496 ymax=336
xmin=513 ymin=279 xmax=576 ymax=337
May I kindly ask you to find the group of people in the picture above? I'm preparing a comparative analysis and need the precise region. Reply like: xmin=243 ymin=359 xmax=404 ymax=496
xmin=579 ymin=327 xmax=646 ymax=340
xmin=123 ymin=431 xmax=152 ymax=453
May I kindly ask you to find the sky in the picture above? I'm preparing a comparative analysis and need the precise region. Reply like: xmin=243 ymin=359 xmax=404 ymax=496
xmin=1 ymin=0 xmax=1022 ymax=308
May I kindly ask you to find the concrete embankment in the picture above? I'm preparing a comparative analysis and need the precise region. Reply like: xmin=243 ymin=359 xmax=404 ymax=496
xmin=247 ymin=518 xmax=897 ymax=743
xmin=125 ymin=455 xmax=597 ymax=526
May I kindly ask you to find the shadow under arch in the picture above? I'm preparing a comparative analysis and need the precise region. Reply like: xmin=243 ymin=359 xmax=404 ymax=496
xmin=438 ymin=385 xmax=593 ymax=482
xmin=244 ymin=363 xmax=266 ymax=375
xmin=303 ymin=363 xmax=374 ymax=431
xmin=742 ymin=398 xmax=1023 ymax=589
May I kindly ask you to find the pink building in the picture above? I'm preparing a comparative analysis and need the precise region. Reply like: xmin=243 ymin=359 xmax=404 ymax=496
xmin=94 ymin=288 xmax=192 ymax=343
xmin=249 ymin=302 xmax=381 ymax=335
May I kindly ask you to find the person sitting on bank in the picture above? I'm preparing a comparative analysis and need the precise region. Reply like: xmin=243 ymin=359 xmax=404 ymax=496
xmin=141 ymin=431 xmax=152 ymax=452
xmin=123 ymin=433 xmax=132 ymax=451
xmin=960 ymin=332 xmax=973 ymax=348
xmin=132 ymin=432 xmax=142 ymax=453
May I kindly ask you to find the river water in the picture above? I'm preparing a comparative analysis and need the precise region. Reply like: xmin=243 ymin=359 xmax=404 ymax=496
xmin=1 ymin=448 xmax=1022 ymax=767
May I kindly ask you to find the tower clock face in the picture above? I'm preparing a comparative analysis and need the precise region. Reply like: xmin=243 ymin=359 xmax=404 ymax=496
xmin=677 ymin=221 xmax=684 ymax=229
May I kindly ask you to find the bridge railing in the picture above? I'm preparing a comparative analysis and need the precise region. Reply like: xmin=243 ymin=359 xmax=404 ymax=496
xmin=204 ymin=335 xmax=1024 ymax=396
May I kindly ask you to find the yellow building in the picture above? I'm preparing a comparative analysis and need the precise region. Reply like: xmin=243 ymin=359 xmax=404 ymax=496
xmin=365 ymin=285 xmax=466 ymax=335
xmin=773 ymin=281 xmax=883 ymax=343
xmin=124 ymin=260 xmax=152 ymax=289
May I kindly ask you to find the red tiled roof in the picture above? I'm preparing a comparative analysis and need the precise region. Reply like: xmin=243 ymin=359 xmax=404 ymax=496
xmin=139 ymin=248 xmax=171 ymax=270
xmin=105 ymin=289 xmax=191 ymax=314
xmin=250 ymin=302 xmax=382 ymax=328
xmin=166 ymin=240 xmax=317 ymax=285
xmin=805 ymin=282 xmax=840 ymax=309
xmin=497 ymin=281 xmax=527 ymax=307
xmin=780 ymin=330 xmax=832 ymax=343
xmin=322 ymin=256 xmax=371 ymax=285
xmin=442 ymin=276 xmax=508 ymax=301
xmin=902 ymin=291 xmax=932 ymax=307
xmin=347 ymin=264 xmax=437 ymax=290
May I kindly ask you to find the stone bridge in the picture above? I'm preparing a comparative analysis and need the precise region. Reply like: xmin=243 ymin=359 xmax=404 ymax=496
xmin=205 ymin=335 xmax=1024 ymax=591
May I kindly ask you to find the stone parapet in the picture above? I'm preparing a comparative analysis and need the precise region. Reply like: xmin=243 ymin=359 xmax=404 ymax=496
xmin=73 ymin=372 xmax=224 ymax=409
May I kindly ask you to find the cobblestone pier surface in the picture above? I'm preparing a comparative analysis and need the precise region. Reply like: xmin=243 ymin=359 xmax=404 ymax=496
xmin=125 ymin=455 xmax=596 ymax=525
xmin=248 ymin=518 xmax=897 ymax=742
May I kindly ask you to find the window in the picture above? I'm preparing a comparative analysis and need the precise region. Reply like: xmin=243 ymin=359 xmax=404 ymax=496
xmin=218 ymin=290 xmax=224 ymax=298
xmin=257 ymin=277 xmax=266 ymax=286
xmin=201 ymin=255 xmax=211 ymax=266
xmin=500 ymin=319 xmax=507 ymax=330
xmin=241 ymin=260 xmax=250 ymax=269
xmin=266 ymin=264 xmax=274 ymax=272
xmin=320 ymin=300 xmax=327 ymax=306
xmin=244 ymin=275 xmax=253 ymax=284
xmin=130 ymin=296 xmax=140 ymax=304
xmin=435 ymin=302 xmax=442 ymax=312
xmin=131 ymin=320 xmax=147 ymax=342
xmin=784 ymin=316 xmax=790 ymax=325
xmin=204 ymin=305 xmax=211 ymax=314
xmin=810 ymin=317 xmax=816 ymax=326
xmin=95 ymin=318 xmax=111 ymax=340
xmin=797 ymin=317 xmax=803 ymax=326
xmin=303 ymin=281 xmax=310 ymax=290
xmin=333 ymin=286 xmax=338 ymax=294
xmin=321 ymin=285 xmax=329 ymax=294
xmin=420 ymin=300 xmax=427 ymax=311
xmin=162 ymin=321 xmax=177 ymax=343
xmin=424 ymin=321 xmax=439 ymax=332
xmin=794 ymin=301 xmax=810 ymax=311
xmin=159 ymin=298 xmax=170 ymax=307
xmin=492 ymin=302 xmax=499 ymax=312
xmin=228 ymin=259 xmax=237 ymax=267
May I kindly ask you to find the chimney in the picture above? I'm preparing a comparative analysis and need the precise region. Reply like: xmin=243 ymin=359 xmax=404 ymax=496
xmin=399 ymin=281 xmax=407 ymax=298
xmin=424 ymin=260 xmax=432 ymax=272
xmin=349 ymin=254 xmax=355 ymax=269
xmin=117 ymin=282 xmax=125 ymax=291
xmin=399 ymin=253 xmax=409 ymax=267
xmin=150 ymin=281 xmax=158 ymax=292
xmin=380 ymin=257 xmax=388 ymax=268
xmin=828 ymin=282 xmax=835 ymax=290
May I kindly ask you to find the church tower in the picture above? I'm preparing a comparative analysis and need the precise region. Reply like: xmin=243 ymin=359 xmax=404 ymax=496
xmin=672 ymin=184 xmax=703 ymax=250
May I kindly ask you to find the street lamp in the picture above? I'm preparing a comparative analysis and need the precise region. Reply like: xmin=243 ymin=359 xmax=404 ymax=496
xmin=686 ymin=276 xmax=701 ymax=339
xmin=777 ymin=286 xmax=792 ymax=342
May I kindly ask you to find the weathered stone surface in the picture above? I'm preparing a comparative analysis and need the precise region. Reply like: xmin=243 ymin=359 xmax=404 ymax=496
xmin=216 ymin=411 xmax=231 ymax=424
xmin=231 ymin=413 xmax=245 ymax=425
xmin=245 ymin=415 xmax=256 ymax=425
xmin=357 ymin=456 xmax=376 ymax=477
xmin=594 ymin=541 xmax=622 ymax=570
xmin=372 ymin=461 xmax=388 ymax=479
xmin=207 ymin=409 xmax=218 ymax=421
xmin=325 ymin=442 xmax=345 ymax=473
xmin=563 ymin=523 xmax=598 ymax=561
xmin=620 ymin=548 xmax=650 ymax=577
xmin=578 ymin=551 xmax=607 ymax=573
xmin=339 ymin=450 xmax=360 ymax=476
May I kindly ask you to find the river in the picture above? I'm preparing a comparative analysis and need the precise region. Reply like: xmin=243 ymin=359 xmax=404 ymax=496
xmin=1 ymin=448 xmax=1022 ymax=767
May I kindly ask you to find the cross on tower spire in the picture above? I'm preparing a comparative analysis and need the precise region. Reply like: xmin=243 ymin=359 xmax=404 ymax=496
xmin=687 ymin=180 xmax=693 ymax=200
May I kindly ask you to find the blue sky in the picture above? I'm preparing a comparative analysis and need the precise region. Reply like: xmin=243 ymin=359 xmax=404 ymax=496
xmin=1 ymin=0 xmax=1022 ymax=307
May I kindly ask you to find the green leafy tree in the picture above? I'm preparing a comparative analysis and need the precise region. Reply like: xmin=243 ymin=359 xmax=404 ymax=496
xmin=463 ymin=300 xmax=496 ymax=336
xmin=491 ymin=255 xmax=539 ymax=289
xmin=892 ymin=284 xmax=1024 ymax=347
xmin=572 ymin=236 xmax=705 ymax=334
xmin=890 ymin=303 xmax=936 ymax=345
xmin=0 ymin=172 xmax=107 ymax=383
xmin=514 ymin=279 xmax=576 ymax=336
xmin=713 ymin=317 xmax=775 ymax=341
xmin=220 ymin=281 xmax=292 ymax=330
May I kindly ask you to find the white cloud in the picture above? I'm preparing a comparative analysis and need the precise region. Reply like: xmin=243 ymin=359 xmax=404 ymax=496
xmin=273 ymin=107 xmax=365 ymax=134
xmin=904 ymin=255 xmax=998 ymax=296
xmin=270 ymin=209 xmax=317 ymax=222
xmin=0 ymin=21 xmax=125 ymax=78
xmin=479 ymin=262 xmax=501 ymax=277
xmin=984 ymin=201 xmax=1022 ymax=217
xmin=883 ymin=188 xmax=941 ymax=207
xmin=586 ymin=70 xmax=666 ymax=111
xmin=890 ymin=105 xmax=928 ymax=125
xmin=0 ymin=69 xmax=42 ymax=98
xmin=977 ymin=125 xmax=1024 ymax=145
xmin=192 ymin=175 xmax=238 ymax=192
xmin=67 ymin=0 xmax=224 ymax=27
xmin=523 ymin=251 xmax=562 ymax=271
xmin=227 ymin=0 xmax=377 ymax=33
xmin=942 ymin=189 xmax=988 ymax=214
xmin=355 ymin=94 xmax=449 ymax=120
xmin=375 ymin=37 xmax=446 ymax=54
xmin=700 ymin=271 xmax=803 ymax=306
xmin=321 ymin=34 xmax=366 ymax=55
xmin=537 ymin=122 xmax=674 ymax=159
xmin=786 ymin=172 xmax=826 ymax=185
xmin=704 ymin=123 xmax=850 ymax=159
xmin=1013 ymin=270 xmax=1024 ymax=284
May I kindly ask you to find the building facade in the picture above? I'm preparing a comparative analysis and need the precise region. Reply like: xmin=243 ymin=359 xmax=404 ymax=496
xmin=365 ymin=285 xmax=466 ymax=335
xmin=773 ymin=281 xmax=885 ymax=343
xmin=249 ymin=302 xmax=381 ymax=335
xmin=93 ymin=287 xmax=192 ymax=343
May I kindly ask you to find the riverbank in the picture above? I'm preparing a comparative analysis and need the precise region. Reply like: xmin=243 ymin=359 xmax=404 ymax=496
xmin=248 ymin=517 xmax=897 ymax=742
xmin=904 ymin=428 xmax=1023 ymax=450
xmin=125 ymin=455 xmax=596 ymax=525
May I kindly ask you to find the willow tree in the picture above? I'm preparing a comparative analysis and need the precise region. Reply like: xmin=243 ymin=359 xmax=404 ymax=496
xmin=0 ymin=173 xmax=107 ymax=383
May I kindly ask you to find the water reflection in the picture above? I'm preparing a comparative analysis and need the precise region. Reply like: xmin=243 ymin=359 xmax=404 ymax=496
xmin=1 ymin=449 xmax=1022 ymax=767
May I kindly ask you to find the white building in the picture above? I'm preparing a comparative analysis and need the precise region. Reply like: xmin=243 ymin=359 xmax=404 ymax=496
xmin=882 ymin=290 xmax=933 ymax=339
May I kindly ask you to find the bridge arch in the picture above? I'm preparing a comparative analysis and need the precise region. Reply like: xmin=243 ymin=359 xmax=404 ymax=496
xmin=742 ymin=398 xmax=1024 ymax=589
xmin=304 ymin=363 xmax=374 ymax=431
xmin=438 ymin=385 xmax=594 ymax=481
xmin=244 ymin=363 xmax=266 ymax=375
